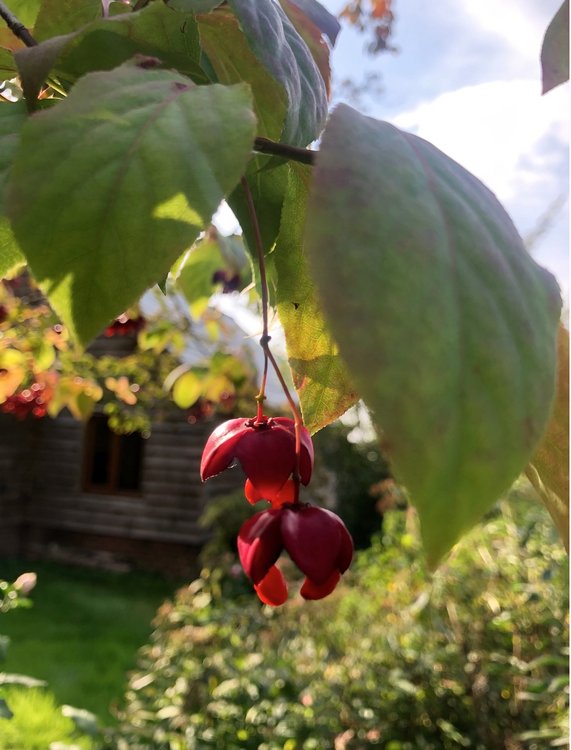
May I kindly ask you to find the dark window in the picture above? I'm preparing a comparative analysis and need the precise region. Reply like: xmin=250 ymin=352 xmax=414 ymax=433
xmin=83 ymin=415 xmax=144 ymax=494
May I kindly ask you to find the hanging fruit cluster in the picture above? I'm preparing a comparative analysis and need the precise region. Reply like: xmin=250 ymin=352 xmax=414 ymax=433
xmin=201 ymin=414 xmax=353 ymax=605
xmin=199 ymin=179 xmax=353 ymax=606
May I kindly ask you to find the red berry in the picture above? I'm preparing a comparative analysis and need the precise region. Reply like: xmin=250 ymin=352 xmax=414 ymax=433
xmin=237 ymin=504 xmax=353 ymax=604
xmin=200 ymin=416 xmax=314 ymax=499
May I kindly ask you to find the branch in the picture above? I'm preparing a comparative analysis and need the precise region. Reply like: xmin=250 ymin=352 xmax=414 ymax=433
xmin=253 ymin=136 xmax=316 ymax=166
xmin=0 ymin=2 xmax=37 ymax=47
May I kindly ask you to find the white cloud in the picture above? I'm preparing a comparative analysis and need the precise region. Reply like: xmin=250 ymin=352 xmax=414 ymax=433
xmin=457 ymin=0 xmax=556 ymax=59
xmin=391 ymin=80 xmax=567 ymax=202
xmin=390 ymin=79 xmax=569 ymax=298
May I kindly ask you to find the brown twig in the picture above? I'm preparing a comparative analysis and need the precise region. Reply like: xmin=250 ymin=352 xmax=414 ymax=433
xmin=253 ymin=136 xmax=316 ymax=166
xmin=0 ymin=1 xmax=37 ymax=47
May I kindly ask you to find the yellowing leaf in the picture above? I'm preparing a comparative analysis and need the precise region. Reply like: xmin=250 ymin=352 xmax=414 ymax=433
xmin=274 ymin=164 xmax=357 ymax=433
xmin=105 ymin=376 xmax=138 ymax=405
xmin=0 ymin=367 xmax=25 ymax=402
xmin=31 ymin=338 xmax=56 ymax=372
xmin=49 ymin=376 xmax=102 ymax=419
xmin=172 ymin=371 xmax=203 ymax=408
xmin=202 ymin=374 xmax=235 ymax=402
xmin=530 ymin=324 xmax=569 ymax=549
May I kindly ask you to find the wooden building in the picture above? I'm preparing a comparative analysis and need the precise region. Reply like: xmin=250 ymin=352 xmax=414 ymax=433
xmin=0 ymin=403 xmax=242 ymax=576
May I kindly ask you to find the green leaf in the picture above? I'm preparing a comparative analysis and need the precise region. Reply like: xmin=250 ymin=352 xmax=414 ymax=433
xmin=306 ymin=104 xmax=562 ymax=566
xmin=16 ymin=2 xmax=207 ymax=104
xmin=227 ymin=0 xmax=327 ymax=146
xmin=274 ymin=164 xmax=357 ymax=433
xmin=173 ymin=371 xmax=203 ymax=408
xmin=174 ymin=237 xmax=224 ymax=314
xmin=0 ymin=102 xmax=27 ymax=279
xmin=228 ymin=158 xmax=290 ymax=258
xmin=34 ymin=0 xmax=106 ymax=41
xmin=8 ymin=66 xmax=256 ymax=345
xmin=541 ymin=0 xmax=569 ymax=94
xmin=32 ymin=337 xmax=56 ymax=371
xmin=0 ymin=48 xmax=18 ymax=82
xmin=278 ymin=0 xmax=332 ymax=97
xmin=173 ymin=231 xmax=250 ymax=313
xmin=198 ymin=7 xmax=287 ymax=140
xmin=8 ymin=0 xmax=42 ymax=29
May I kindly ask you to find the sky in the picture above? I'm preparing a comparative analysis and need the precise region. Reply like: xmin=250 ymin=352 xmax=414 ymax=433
xmin=325 ymin=0 xmax=569 ymax=300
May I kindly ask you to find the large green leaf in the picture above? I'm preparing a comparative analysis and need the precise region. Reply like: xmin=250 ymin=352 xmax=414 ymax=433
xmin=227 ymin=0 xmax=327 ymax=146
xmin=7 ymin=65 xmax=256 ymax=345
xmin=541 ymin=0 xmax=569 ymax=94
xmin=34 ymin=0 xmax=101 ymax=41
xmin=278 ymin=0 xmax=332 ymax=97
xmin=198 ymin=7 xmax=286 ymax=140
xmin=275 ymin=164 xmax=357 ymax=433
xmin=0 ymin=102 xmax=27 ymax=278
xmin=306 ymin=104 xmax=562 ymax=566
xmin=16 ymin=2 xmax=207 ymax=103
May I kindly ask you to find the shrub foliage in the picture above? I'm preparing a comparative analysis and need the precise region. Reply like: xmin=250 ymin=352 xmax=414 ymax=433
xmin=114 ymin=499 xmax=568 ymax=750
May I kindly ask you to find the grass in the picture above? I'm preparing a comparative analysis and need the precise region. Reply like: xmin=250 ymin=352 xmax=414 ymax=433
xmin=0 ymin=559 xmax=178 ymax=724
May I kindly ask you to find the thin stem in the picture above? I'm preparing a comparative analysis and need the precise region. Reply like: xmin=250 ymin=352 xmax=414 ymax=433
xmin=265 ymin=346 xmax=302 ymax=426
xmin=241 ymin=177 xmax=270 ymax=419
xmin=0 ymin=2 xmax=37 ymax=47
xmin=256 ymin=356 xmax=269 ymax=422
xmin=253 ymin=136 xmax=315 ymax=166
xmin=265 ymin=345 xmax=303 ymax=494
xmin=241 ymin=175 xmax=304 ymax=497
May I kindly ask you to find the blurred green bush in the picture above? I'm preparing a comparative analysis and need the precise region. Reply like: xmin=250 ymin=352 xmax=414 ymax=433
xmin=114 ymin=498 xmax=568 ymax=750
xmin=312 ymin=423 xmax=391 ymax=548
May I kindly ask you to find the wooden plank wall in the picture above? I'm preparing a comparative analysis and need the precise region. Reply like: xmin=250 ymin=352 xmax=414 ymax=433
xmin=0 ymin=416 xmax=38 ymax=555
xmin=22 ymin=411 xmax=244 ymax=548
